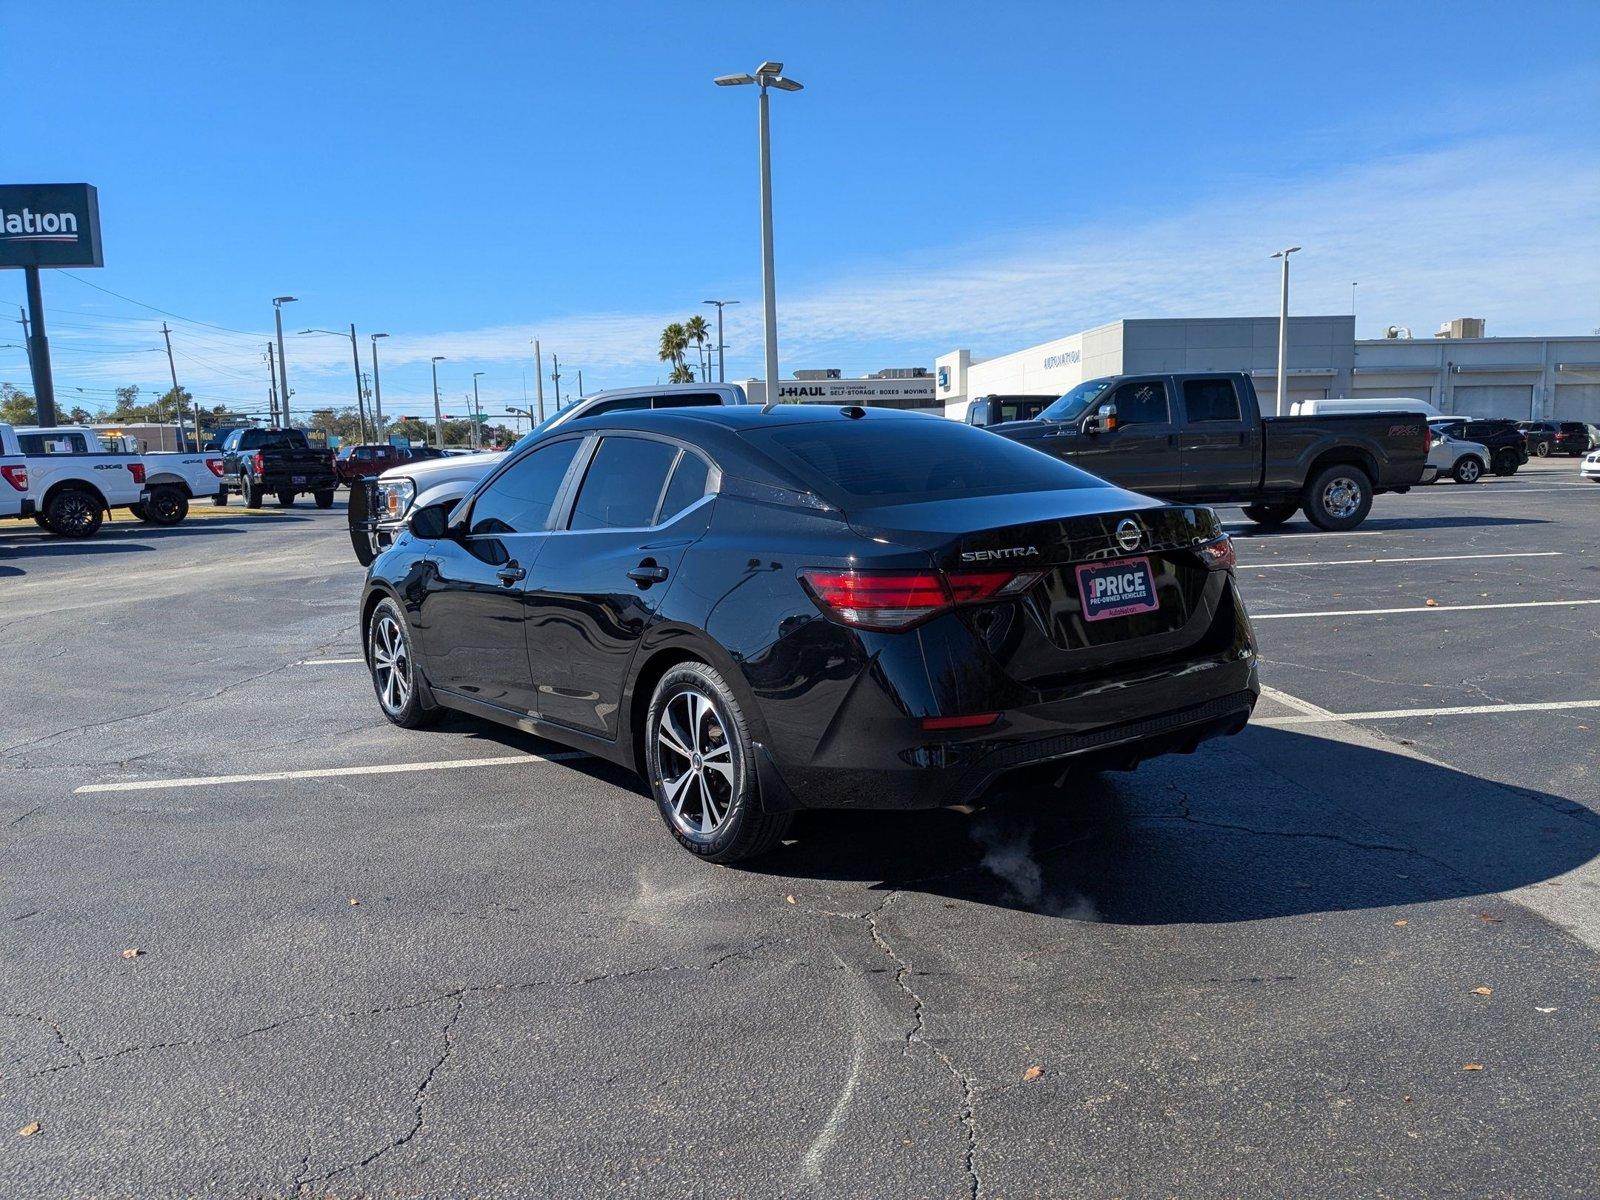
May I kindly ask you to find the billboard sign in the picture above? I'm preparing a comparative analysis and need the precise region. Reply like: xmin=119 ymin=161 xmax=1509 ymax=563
xmin=0 ymin=183 xmax=103 ymax=269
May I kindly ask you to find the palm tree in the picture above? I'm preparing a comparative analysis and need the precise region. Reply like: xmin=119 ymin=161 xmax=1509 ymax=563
xmin=658 ymin=323 xmax=688 ymax=377
xmin=669 ymin=362 xmax=696 ymax=384
xmin=684 ymin=314 xmax=711 ymax=381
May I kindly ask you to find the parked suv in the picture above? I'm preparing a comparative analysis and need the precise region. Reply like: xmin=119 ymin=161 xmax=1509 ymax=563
xmin=1429 ymin=418 xmax=1526 ymax=476
xmin=1420 ymin=429 xmax=1490 ymax=484
xmin=336 ymin=443 xmax=410 ymax=485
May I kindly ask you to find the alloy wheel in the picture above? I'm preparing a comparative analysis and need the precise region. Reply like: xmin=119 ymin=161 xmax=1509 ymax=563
xmin=370 ymin=612 xmax=413 ymax=715
xmin=151 ymin=490 xmax=183 ymax=521
xmin=57 ymin=494 xmax=97 ymax=534
xmin=656 ymin=689 xmax=735 ymax=840
xmin=1321 ymin=476 xmax=1362 ymax=519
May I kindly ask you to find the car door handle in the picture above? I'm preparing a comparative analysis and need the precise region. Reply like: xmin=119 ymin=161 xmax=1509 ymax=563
xmin=627 ymin=562 xmax=670 ymax=586
xmin=496 ymin=563 xmax=526 ymax=586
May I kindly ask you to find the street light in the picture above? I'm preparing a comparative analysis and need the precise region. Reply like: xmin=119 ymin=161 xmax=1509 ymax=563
xmin=299 ymin=326 xmax=370 ymax=442
xmin=471 ymin=371 xmax=485 ymax=450
xmin=703 ymin=299 xmax=739 ymax=383
xmin=430 ymin=356 xmax=446 ymax=447
xmin=369 ymin=333 xmax=389 ymax=441
xmin=272 ymin=296 xmax=297 ymax=426
xmin=1270 ymin=247 xmax=1301 ymax=418
xmin=715 ymin=61 xmax=802 ymax=407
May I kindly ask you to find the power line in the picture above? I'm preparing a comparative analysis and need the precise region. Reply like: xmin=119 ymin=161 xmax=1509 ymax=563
xmin=58 ymin=271 xmax=266 ymax=338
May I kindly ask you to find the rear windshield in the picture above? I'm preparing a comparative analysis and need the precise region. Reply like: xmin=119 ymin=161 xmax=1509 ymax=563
xmin=744 ymin=417 xmax=1100 ymax=505
xmin=241 ymin=429 xmax=309 ymax=449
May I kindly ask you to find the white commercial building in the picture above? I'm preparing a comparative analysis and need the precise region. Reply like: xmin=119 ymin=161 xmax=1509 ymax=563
xmin=937 ymin=317 xmax=1600 ymax=423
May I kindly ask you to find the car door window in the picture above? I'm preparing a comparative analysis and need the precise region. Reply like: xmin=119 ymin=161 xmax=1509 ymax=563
xmin=656 ymin=451 xmax=711 ymax=523
xmin=1109 ymin=380 xmax=1170 ymax=426
xmin=469 ymin=439 xmax=582 ymax=535
xmin=1181 ymin=378 xmax=1241 ymax=423
xmin=567 ymin=436 xmax=680 ymax=531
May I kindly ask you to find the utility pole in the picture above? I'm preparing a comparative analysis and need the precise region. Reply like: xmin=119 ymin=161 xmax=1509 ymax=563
xmin=370 ymin=333 xmax=389 ymax=442
xmin=17 ymin=307 xmax=32 ymax=374
xmin=266 ymin=343 xmax=280 ymax=425
xmin=532 ymin=339 xmax=546 ymax=423
xmin=704 ymin=299 xmax=740 ymax=385
xmin=577 ymin=369 xmax=583 ymax=398
xmin=471 ymin=372 xmax=484 ymax=450
xmin=430 ymin=356 xmax=446 ymax=447
xmin=272 ymin=298 xmax=297 ymax=427
xmin=551 ymin=354 xmax=562 ymax=409
xmin=159 ymin=322 xmax=195 ymax=450
xmin=347 ymin=323 xmax=368 ymax=444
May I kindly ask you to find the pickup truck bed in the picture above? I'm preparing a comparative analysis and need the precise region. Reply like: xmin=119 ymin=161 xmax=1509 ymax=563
xmin=989 ymin=372 xmax=1428 ymax=531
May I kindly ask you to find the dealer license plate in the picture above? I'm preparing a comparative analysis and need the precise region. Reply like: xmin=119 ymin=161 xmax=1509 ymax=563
xmin=1075 ymin=556 xmax=1160 ymax=622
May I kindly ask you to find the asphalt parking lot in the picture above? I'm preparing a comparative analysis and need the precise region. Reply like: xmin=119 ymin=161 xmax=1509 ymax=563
xmin=3 ymin=459 xmax=1597 ymax=1199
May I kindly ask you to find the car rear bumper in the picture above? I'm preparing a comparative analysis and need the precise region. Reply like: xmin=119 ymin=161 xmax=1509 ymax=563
xmin=753 ymin=647 xmax=1259 ymax=812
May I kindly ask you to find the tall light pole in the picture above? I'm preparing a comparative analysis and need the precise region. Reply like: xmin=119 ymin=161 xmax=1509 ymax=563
xmin=531 ymin=339 xmax=546 ymax=423
xmin=370 ymin=333 xmax=389 ymax=441
xmin=471 ymin=371 xmax=485 ymax=450
xmin=430 ymin=356 xmax=446 ymax=447
xmin=299 ymin=326 xmax=370 ymax=442
xmin=702 ymin=299 xmax=739 ymax=384
xmin=272 ymin=296 xmax=297 ymax=426
xmin=715 ymin=61 xmax=802 ymax=406
xmin=551 ymin=354 xmax=562 ymax=409
xmin=1270 ymin=247 xmax=1301 ymax=417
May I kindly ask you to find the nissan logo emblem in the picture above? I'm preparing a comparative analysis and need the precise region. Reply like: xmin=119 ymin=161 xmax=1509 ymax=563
xmin=1115 ymin=518 xmax=1142 ymax=552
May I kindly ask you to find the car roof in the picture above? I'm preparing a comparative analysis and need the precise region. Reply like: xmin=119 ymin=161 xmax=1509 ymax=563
xmin=562 ymin=402 xmax=939 ymax=434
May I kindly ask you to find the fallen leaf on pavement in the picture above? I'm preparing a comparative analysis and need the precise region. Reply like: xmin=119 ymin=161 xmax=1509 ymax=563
xmin=785 ymin=895 xmax=796 ymax=905
xmin=1536 ymin=1007 xmax=1558 ymax=1014
xmin=121 ymin=948 xmax=142 ymax=959
xmin=1477 ymin=914 xmax=1503 ymax=924
xmin=1424 ymin=598 xmax=1440 ymax=607
xmin=1022 ymin=1065 xmax=1043 ymax=1081
xmin=1393 ymin=919 xmax=1408 ymax=926
xmin=1471 ymin=987 xmax=1493 ymax=996
xmin=17 ymin=1122 xmax=39 ymax=1137
xmin=348 ymin=898 xmax=361 ymax=906
xmin=1462 ymin=1063 xmax=1484 ymax=1071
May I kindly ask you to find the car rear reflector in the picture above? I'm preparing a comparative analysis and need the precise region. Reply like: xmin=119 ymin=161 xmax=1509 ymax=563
xmin=0 ymin=464 xmax=27 ymax=492
xmin=799 ymin=568 xmax=1042 ymax=630
xmin=1198 ymin=534 xmax=1236 ymax=571
xmin=127 ymin=463 xmax=146 ymax=485
xmin=920 ymin=713 xmax=1000 ymax=731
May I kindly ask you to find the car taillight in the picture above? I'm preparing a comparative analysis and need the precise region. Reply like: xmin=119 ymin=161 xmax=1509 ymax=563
xmin=1423 ymin=427 xmax=1432 ymax=451
xmin=0 ymin=464 xmax=26 ymax=492
xmin=799 ymin=568 xmax=1041 ymax=630
xmin=206 ymin=458 xmax=224 ymax=477
xmin=1198 ymin=534 xmax=1236 ymax=571
xmin=252 ymin=451 xmax=265 ymax=473
xmin=127 ymin=463 xmax=146 ymax=485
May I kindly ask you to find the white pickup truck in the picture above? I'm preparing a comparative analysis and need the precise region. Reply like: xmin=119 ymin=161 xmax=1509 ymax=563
xmin=0 ymin=424 xmax=215 ymax=537
xmin=0 ymin=424 xmax=30 ymax=521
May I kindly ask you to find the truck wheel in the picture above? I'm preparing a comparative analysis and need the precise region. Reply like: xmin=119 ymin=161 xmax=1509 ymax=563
xmin=145 ymin=486 xmax=189 ymax=526
xmin=1534 ymin=441 xmax=1551 ymax=457
xmin=277 ymin=491 xmax=296 ymax=507
xmin=243 ymin=479 xmax=265 ymax=508
xmin=212 ymin=489 xmax=228 ymax=507
xmin=32 ymin=513 xmax=49 ymax=528
xmin=129 ymin=503 xmax=149 ymax=522
xmin=314 ymin=489 xmax=335 ymax=509
xmin=1241 ymin=503 xmax=1297 ymax=528
xmin=1491 ymin=450 xmax=1519 ymax=476
xmin=1302 ymin=464 xmax=1373 ymax=532
xmin=45 ymin=488 xmax=104 ymax=539
xmin=1453 ymin=456 xmax=1483 ymax=485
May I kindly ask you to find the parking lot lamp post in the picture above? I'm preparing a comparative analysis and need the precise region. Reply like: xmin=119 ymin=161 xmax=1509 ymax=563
xmin=431 ymin=356 xmax=446 ymax=447
xmin=300 ymin=326 xmax=370 ymax=443
xmin=370 ymin=334 xmax=389 ymax=442
xmin=715 ymin=62 xmax=802 ymax=405
xmin=1270 ymin=247 xmax=1300 ymax=418
xmin=472 ymin=372 xmax=485 ymax=450
xmin=703 ymin=300 xmax=738 ymax=383
xmin=273 ymin=297 xmax=297 ymax=426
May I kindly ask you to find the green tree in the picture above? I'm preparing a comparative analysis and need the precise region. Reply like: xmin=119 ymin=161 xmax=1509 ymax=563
xmin=684 ymin=314 xmax=711 ymax=380
xmin=668 ymin=362 xmax=696 ymax=383
xmin=658 ymin=322 xmax=688 ymax=377
xmin=1 ymin=383 xmax=36 ymax=425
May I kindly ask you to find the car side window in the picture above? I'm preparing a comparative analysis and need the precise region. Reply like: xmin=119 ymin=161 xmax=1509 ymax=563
xmin=1109 ymin=380 xmax=1170 ymax=426
xmin=1182 ymin=378 xmax=1241 ymax=423
xmin=468 ymin=438 xmax=582 ymax=536
xmin=567 ymin=436 xmax=680 ymax=531
xmin=18 ymin=432 xmax=88 ymax=454
xmin=652 ymin=392 xmax=720 ymax=409
xmin=656 ymin=451 xmax=711 ymax=523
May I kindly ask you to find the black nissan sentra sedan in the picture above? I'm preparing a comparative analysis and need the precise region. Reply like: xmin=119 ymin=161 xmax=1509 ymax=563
xmin=361 ymin=404 xmax=1258 ymax=862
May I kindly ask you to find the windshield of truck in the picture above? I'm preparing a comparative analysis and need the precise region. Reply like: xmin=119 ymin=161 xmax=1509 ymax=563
xmin=1039 ymin=378 xmax=1114 ymax=423
xmin=241 ymin=430 xmax=309 ymax=449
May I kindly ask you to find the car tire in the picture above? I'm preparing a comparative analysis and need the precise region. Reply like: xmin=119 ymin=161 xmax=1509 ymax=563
xmin=1534 ymin=441 xmax=1550 ymax=457
xmin=1453 ymin=456 xmax=1483 ymax=485
xmin=314 ymin=489 xmax=335 ymax=509
xmin=367 ymin=597 xmax=438 ymax=729
xmin=129 ymin=502 xmax=149 ymax=522
xmin=45 ymin=488 xmax=104 ymax=539
xmin=1492 ymin=450 xmax=1519 ymax=476
xmin=1241 ymin=503 xmax=1297 ymax=528
xmin=212 ymin=490 xmax=228 ymax=507
xmin=1301 ymin=464 xmax=1373 ymax=532
xmin=32 ymin=513 xmax=49 ymax=528
xmin=145 ymin=486 xmax=189 ymax=526
xmin=277 ymin=491 xmax=296 ymax=508
xmin=645 ymin=661 xmax=791 ymax=864
xmin=243 ymin=479 xmax=265 ymax=508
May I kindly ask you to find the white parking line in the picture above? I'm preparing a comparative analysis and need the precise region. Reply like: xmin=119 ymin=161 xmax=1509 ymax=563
xmin=301 ymin=657 xmax=364 ymax=665
xmin=1258 ymin=684 xmax=1337 ymax=719
xmin=1252 ymin=598 xmax=1600 ymax=620
xmin=75 ymin=752 xmax=587 ymax=794
xmin=1256 ymin=698 xmax=1600 ymax=725
xmin=1238 ymin=551 xmax=1561 ymax=570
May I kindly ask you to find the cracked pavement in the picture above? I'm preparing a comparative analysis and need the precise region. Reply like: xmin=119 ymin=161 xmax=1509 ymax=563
xmin=3 ymin=469 xmax=1599 ymax=1197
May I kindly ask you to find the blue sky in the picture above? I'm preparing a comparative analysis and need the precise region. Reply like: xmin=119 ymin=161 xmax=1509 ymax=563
xmin=4 ymin=0 xmax=1598 ymax=423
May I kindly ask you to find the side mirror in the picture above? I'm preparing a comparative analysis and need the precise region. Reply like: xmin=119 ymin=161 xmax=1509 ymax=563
xmin=408 ymin=502 xmax=452 ymax=541
xmin=1083 ymin=403 xmax=1118 ymax=435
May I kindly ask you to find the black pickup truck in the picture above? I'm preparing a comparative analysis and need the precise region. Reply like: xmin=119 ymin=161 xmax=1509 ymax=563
xmin=989 ymin=372 xmax=1428 ymax=530
xmin=964 ymin=395 xmax=1058 ymax=427
xmin=218 ymin=427 xmax=339 ymax=508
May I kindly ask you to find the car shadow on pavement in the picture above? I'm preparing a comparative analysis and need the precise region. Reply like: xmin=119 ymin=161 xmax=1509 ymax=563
xmin=747 ymin=727 xmax=1600 ymax=925
xmin=0 ymin=519 xmax=310 ymax=559
xmin=1227 ymin=515 xmax=1550 ymax=538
